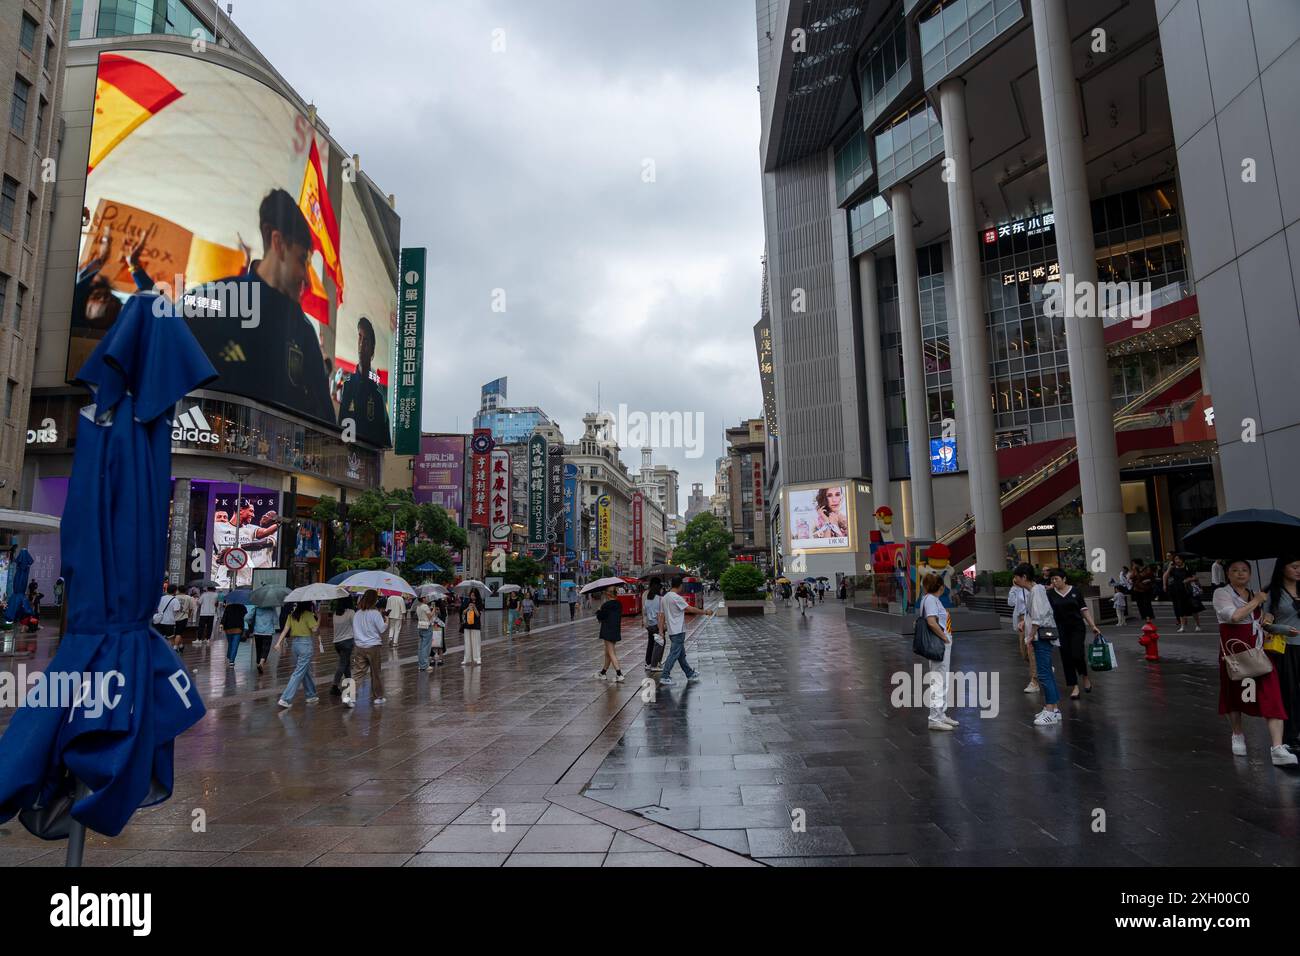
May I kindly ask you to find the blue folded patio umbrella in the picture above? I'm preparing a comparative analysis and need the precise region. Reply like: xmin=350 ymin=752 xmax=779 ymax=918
xmin=412 ymin=561 xmax=442 ymax=573
xmin=0 ymin=294 xmax=216 ymax=843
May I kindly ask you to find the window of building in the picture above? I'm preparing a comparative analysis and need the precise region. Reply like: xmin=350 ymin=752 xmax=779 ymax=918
xmin=4 ymin=380 xmax=16 ymax=419
xmin=23 ymin=193 xmax=36 ymax=244
xmin=34 ymin=97 xmax=46 ymax=144
xmin=0 ymin=275 xmax=8 ymax=327
xmin=95 ymin=0 xmax=214 ymax=42
xmin=45 ymin=37 xmax=55 ymax=72
xmin=0 ymin=178 xmax=19 ymax=234
xmin=13 ymin=284 xmax=24 ymax=329
xmin=10 ymin=75 xmax=31 ymax=134
xmin=20 ymin=14 xmax=39 ymax=54
xmin=69 ymin=0 xmax=84 ymax=40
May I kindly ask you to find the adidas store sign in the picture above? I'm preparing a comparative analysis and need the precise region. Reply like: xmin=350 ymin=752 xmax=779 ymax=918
xmin=172 ymin=406 xmax=220 ymax=444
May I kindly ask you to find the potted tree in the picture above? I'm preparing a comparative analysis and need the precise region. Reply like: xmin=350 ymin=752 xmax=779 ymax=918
xmin=717 ymin=562 xmax=771 ymax=617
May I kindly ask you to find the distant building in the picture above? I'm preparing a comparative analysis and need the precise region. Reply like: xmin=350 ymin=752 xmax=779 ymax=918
xmin=637 ymin=447 xmax=681 ymax=519
xmin=684 ymin=482 xmax=707 ymax=521
xmin=724 ymin=419 xmax=767 ymax=567
xmin=472 ymin=377 xmax=554 ymax=445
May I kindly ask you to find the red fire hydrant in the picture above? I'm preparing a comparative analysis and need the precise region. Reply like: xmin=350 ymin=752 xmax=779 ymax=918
xmin=1139 ymin=621 xmax=1160 ymax=661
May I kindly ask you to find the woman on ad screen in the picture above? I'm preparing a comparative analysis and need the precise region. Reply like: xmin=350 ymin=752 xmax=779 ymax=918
xmin=813 ymin=486 xmax=849 ymax=539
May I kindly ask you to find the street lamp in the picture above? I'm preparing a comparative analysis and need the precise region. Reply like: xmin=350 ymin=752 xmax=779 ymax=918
xmin=386 ymin=501 xmax=402 ymax=568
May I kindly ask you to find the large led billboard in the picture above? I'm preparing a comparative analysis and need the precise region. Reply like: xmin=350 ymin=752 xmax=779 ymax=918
xmin=69 ymin=49 xmax=396 ymax=448
xmin=785 ymin=482 xmax=854 ymax=553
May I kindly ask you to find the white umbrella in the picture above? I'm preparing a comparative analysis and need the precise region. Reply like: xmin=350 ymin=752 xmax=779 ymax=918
xmin=498 ymin=584 xmax=522 ymax=593
xmin=454 ymin=580 xmax=490 ymax=593
xmin=580 ymin=576 xmax=627 ymax=595
xmin=340 ymin=570 xmax=416 ymax=597
xmin=417 ymin=583 xmax=447 ymax=598
xmin=284 ymin=582 xmax=349 ymax=603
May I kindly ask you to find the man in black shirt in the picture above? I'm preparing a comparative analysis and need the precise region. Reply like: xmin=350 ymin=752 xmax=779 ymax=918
xmin=184 ymin=189 xmax=335 ymax=426
xmin=337 ymin=315 xmax=391 ymax=447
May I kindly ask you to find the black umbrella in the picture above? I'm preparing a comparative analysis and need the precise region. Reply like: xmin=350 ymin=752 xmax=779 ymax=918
xmin=639 ymin=564 xmax=685 ymax=580
xmin=1183 ymin=509 xmax=1300 ymax=560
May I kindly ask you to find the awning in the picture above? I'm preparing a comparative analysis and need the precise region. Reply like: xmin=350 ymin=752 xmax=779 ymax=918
xmin=0 ymin=509 xmax=61 ymax=535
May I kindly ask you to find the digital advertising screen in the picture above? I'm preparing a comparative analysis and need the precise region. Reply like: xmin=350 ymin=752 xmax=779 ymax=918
xmin=69 ymin=49 xmax=396 ymax=448
xmin=930 ymin=436 xmax=959 ymax=474
xmin=786 ymin=483 xmax=853 ymax=553
xmin=413 ymin=434 xmax=467 ymax=523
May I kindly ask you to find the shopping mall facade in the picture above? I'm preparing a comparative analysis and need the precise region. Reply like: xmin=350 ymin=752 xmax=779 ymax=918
xmin=757 ymin=0 xmax=1298 ymax=579
xmin=19 ymin=3 xmax=400 ymax=590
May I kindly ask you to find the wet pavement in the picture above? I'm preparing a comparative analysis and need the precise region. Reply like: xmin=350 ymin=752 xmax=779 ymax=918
xmin=585 ymin=597 xmax=1300 ymax=865
xmin=1 ymin=596 xmax=1295 ymax=866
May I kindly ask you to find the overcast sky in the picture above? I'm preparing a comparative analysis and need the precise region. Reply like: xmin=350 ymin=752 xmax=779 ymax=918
xmin=232 ymin=0 xmax=765 ymax=513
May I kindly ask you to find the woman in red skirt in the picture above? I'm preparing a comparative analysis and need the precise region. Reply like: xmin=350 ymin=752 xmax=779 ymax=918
xmin=1214 ymin=558 xmax=1297 ymax=766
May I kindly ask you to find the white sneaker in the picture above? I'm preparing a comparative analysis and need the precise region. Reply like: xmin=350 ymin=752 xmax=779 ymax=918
xmin=1194 ymin=623 xmax=1201 ymax=632
xmin=305 ymin=696 xmax=319 ymax=704
xmin=927 ymin=719 xmax=954 ymax=732
xmin=614 ymin=673 xmax=625 ymax=683
xmin=941 ymin=715 xmax=959 ymax=727
xmin=1023 ymin=682 xmax=1039 ymax=694
xmin=1271 ymin=746 xmax=1298 ymax=766
xmin=276 ymin=699 xmax=291 ymax=709
xmin=341 ymin=693 xmax=354 ymax=706
xmin=1033 ymin=710 xmax=1059 ymax=726
xmin=1231 ymin=734 xmax=1247 ymax=756
xmin=462 ymin=660 xmax=470 ymax=666
xmin=372 ymin=697 xmax=386 ymax=704
xmin=1178 ymin=625 xmax=1185 ymax=633
xmin=594 ymin=671 xmax=607 ymax=681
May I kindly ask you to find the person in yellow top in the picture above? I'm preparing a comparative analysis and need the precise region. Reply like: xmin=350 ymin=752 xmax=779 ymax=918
xmin=274 ymin=602 xmax=321 ymax=709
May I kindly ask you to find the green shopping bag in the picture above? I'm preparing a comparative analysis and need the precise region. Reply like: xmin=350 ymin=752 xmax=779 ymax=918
xmin=1088 ymin=633 xmax=1116 ymax=671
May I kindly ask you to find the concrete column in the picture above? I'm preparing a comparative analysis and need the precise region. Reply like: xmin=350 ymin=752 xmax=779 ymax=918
xmin=887 ymin=185 xmax=935 ymax=540
xmin=856 ymin=253 xmax=891 ymax=504
xmin=938 ymin=79 xmax=1003 ymax=574
xmin=1031 ymin=0 xmax=1128 ymax=583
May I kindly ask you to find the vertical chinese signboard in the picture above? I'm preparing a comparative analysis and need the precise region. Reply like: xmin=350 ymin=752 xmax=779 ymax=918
xmin=753 ymin=455 xmax=764 ymax=523
xmin=394 ymin=248 xmax=427 ymax=455
xmin=632 ymin=492 xmax=644 ymax=567
xmin=470 ymin=428 xmax=493 ymax=527
xmin=563 ymin=463 xmax=577 ymax=559
xmin=547 ymin=446 xmax=564 ymax=557
xmin=527 ymin=433 xmax=547 ymax=553
xmin=597 ymin=495 xmax=611 ymax=561
xmin=489 ymin=448 xmax=512 ymax=547
xmin=754 ymin=315 xmax=778 ymax=437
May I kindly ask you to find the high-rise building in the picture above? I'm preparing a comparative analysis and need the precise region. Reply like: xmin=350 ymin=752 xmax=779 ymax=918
xmin=2 ymin=0 xmax=70 ymax=507
xmin=472 ymin=377 xmax=553 ymax=445
xmin=26 ymin=3 xmax=401 ymax=589
xmin=637 ymin=446 xmax=681 ymax=518
xmin=755 ymin=0 xmax=1264 ymax=579
xmin=684 ymin=482 xmax=707 ymax=521
xmin=724 ymin=418 xmax=768 ymax=566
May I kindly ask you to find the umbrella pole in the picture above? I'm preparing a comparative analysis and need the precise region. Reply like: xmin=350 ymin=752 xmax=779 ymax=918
xmin=65 ymin=779 xmax=91 ymax=867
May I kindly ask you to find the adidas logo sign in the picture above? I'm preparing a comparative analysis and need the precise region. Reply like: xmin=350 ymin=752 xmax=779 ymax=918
xmin=172 ymin=406 xmax=220 ymax=444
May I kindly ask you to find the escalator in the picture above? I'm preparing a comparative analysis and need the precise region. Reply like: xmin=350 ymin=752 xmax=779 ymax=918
xmin=938 ymin=355 xmax=1203 ymax=565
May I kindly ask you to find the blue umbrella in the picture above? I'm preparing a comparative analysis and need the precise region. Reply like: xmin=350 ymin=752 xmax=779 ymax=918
xmin=0 ymin=294 xmax=216 ymax=848
xmin=224 ymin=588 xmax=253 ymax=605
xmin=327 ymin=570 xmax=360 ymax=586
xmin=412 ymin=561 xmax=442 ymax=572
xmin=4 ymin=548 xmax=33 ymax=622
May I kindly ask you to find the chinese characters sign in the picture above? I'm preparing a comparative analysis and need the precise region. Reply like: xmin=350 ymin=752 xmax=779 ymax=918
xmin=547 ymin=446 xmax=564 ymax=554
xmin=527 ymin=433 xmax=547 ymax=551
xmin=1001 ymin=261 xmax=1061 ymax=287
xmin=596 ymin=495 xmax=611 ymax=560
xmin=753 ymin=316 xmax=778 ymax=437
xmin=489 ymin=448 xmax=511 ymax=545
xmin=984 ymin=211 xmax=1055 ymax=244
xmin=632 ymin=492 xmax=644 ymax=566
xmin=413 ymin=434 xmax=466 ymax=523
xmin=470 ymin=428 xmax=492 ymax=527
xmin=393 ymin=248 xmax=427 ymax=455
xmin=563 ymin=463 xmax=577 ymax=558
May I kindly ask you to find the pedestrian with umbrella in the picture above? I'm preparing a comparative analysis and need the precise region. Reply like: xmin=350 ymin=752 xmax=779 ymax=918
xmin=1265 ymin=554 xmax=1300 ymax=751
xmin=330 ymin=594 xmax=356 ymax=695
xmin=273 ymin=602 xmax=322 ymax=708
xmin=0 ymin=291 xmax=215 ymax=851
xmin=1185 ymin=509 xmax=1300 ymax=766
xmin=222 ymin=587 xmax=252 ymax=665
xmin=244 ymin=585 xmax=289 ymax=675
xmin=346 ymin=589 xmax=388 ymax=705
xmin=461 ymin=588 xmax=485 ymax=666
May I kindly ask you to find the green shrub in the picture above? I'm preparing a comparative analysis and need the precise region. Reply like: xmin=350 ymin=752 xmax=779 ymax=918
xmin=719 ymin=563 xmax=766 ymax=601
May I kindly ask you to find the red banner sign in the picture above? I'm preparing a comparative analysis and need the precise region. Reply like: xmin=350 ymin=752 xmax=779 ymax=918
xmin=632 ymin=492 xmax=644 ymax=566
xmin=470 ymin=428 xmax=492 ymax=527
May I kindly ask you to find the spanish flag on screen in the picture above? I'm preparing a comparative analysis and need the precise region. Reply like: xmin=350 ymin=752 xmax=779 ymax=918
xmin=298 ymin=137 xmax=344 ymax=324
xmin=88 ymin=53 xmax=183 ymax=174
